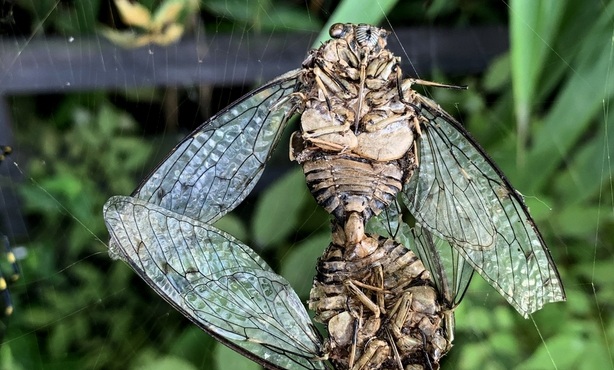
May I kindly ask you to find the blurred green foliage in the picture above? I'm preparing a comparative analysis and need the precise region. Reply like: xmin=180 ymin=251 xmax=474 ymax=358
xmin=0 ymin=0 xmax=612 ymax=369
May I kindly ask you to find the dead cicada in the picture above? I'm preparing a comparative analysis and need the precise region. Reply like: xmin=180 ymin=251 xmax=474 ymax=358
xmin=104 ymin=23 xmax=565 ymax=370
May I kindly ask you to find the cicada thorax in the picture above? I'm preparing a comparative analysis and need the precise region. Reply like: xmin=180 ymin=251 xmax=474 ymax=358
xmin=309 ymin=220 xmax=452 ymax=370
xmin=290 ymin=23 xmax=417 ymax=223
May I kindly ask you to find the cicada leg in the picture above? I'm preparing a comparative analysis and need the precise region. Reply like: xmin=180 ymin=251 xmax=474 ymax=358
xmin=351 ymin=338 xmax=389 ymax=370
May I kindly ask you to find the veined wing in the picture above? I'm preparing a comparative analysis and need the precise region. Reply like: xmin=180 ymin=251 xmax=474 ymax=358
xmin=366 ymin=201 xmax=473 ymax=309
xmin=411 ymin=225 xmax=473 ymax=309
xmin=133 ymin=70 xmax=301 ymax=224
xmin=104 ymin=196 xmax=326 ymax=370
xmin=401 ymin=93 xmax=565 ymax=318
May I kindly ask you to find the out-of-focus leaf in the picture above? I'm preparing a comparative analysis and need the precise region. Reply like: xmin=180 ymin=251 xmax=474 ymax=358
xmin=0 ymin=344 xmax=23 ymax=370
xmin=214 ymin=214 xmax=248 ymax=242
xmin=101 ymin=25 xmax=184 ymax=48
xmin=563 ymin=284 xmax=591 ymax=317
xmin=521 ymin=1 xmax=614 ymax=191
xmin=517 ymin=333 xmax=584 ymax=370
xmin=57 ymin=0 xmax=101 ymax=34
xmin=483 ymin=54 xmax=510 ymax=92
xmin=2 ymin=331 xmax=42 ymax=370
xmin=510 ymin=0 xmax=565 ymax=163
xmin=522 ymin=193 xmax=554 ymax=222
xmin=488 ymin=331 xmax=519 ymax=359
xmin=552 ymin=121 xmax=614 ymax=205
xmin=577 ymin=345 xmax=614 ymax=370
xmin=214 ymin=343 xmax=261 ymax=370
xmin=203 ymin=0 xmax=321 ymax=31
xmin=553 ymin=205 xmax=609 ymax=239
xmin=252 ymin=168 xmax=309 ymax=248
xmin=457 ymin=341 xmax=505 ymax=370
xmin=134 ymin=356 xmax=199 ymax=370
xmin=168 ymin=326 xmax=216 ymax=367
xmin=152 ymin=0 xmax=195 ymax=26
xmin=48 ymin=321 xmax=70 ymax=356
xmin=280 ymin=232 xmax=330 ymax=298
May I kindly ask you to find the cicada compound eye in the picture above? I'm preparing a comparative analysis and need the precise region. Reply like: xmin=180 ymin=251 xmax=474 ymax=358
xmin=329 ymin=23 xmax=349 ymax=39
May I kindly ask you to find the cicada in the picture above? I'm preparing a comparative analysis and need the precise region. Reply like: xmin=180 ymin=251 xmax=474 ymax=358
xmin=104 ymin=23 xmax=565 ymax=370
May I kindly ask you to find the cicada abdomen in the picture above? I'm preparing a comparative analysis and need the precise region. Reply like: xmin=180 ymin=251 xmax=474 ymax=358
xmin=310 ymin=221 xmax=452 ymax=370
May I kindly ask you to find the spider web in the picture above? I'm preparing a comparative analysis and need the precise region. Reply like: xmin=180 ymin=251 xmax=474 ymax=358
xmin=0 ymin=1 xmax=609 ymax=369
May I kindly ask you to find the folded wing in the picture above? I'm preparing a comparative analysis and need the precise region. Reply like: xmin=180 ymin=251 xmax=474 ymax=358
xmin=402 ymin=94 xmax=565 ymax=317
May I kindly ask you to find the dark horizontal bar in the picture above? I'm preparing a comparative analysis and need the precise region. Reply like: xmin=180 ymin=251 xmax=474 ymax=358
xmin=0 ymin=26 xmax=507 ymax=95
xmin=0 ymin=25 xmax=508 ymax=240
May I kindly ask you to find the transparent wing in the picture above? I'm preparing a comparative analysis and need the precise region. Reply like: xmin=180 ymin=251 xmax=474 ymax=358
xmin=104 ymin=196 xmax=326 ymax=370
xmin=411 ymin=225 xmax=473 ymax=308
xmin=134 ymin=70 xmax=301 ymax=224
xmin=366 ymin=201 xmax=472 ymax=308
xmin=401 ymin=94 xmax=566 ymax=317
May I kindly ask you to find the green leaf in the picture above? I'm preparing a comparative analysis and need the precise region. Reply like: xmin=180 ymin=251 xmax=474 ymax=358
xmin=457 ymin=341 xmax=505 ymax=370
xmin=168 ymin=326 xmax=216 ymax=367
xmin=214 ymin=343 xmax=261 ymax=370
xmin=56 ymin=0 xmax=101 ymax=34
xmin=578 ymin=344 xmax=614 ymax=370
xmin=280 ymin=232 xmax=330 ymax=298
xmin=489 ymin=331 xmax=520 ymax=359
xmin=563 ymin=283 xmax=591 ymax=317
xmin=520 ymin=1 xmax=614 ymax=191
xmin=510 ymin=0 xmax=566 ymax=163
xmin=517 ymin=333 xmax=584 ymax=370
xmin=552 ymin=121 xmax=614 ymax=205
xmin=2 ymin=334 xmax=42 ymax=370
xmin=522 ymin=193 xmax=554 ymax=223
xmin=214 ymin=214 xmax=248 ymax=242
xmin=251 ymin=168 xmax=309 ymax=248
xmin=0 ymin=344 xmax=23 ymax=370
xmin=552 ymin=205 xmax=609 ymax=239
xmin=48 ymin=321 xmax=70 ymax=356
xmin=203 ymin=0 xmax=321 ymax=32
xmin=134 ymin=356 xmax=198 ymax=370
xmin=483 ymin=53 xmax=510 ymax=92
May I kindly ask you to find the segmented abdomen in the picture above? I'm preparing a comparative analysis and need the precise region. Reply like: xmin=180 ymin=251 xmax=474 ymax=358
xmin=310 ymin=230 xmax=452 ymax=369
xmin=301 ymin=154 xmax=407 ymax=222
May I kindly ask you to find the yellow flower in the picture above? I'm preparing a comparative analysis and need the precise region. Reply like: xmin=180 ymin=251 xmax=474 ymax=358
xmin=101 ymin=0 xmax=199 ymax=48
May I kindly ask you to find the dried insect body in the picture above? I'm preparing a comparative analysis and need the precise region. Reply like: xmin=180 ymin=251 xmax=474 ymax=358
xmin=291 ymin=24 xmax=450 ymax=368
xmin=291 ymin=22 xmax=564 ymax=368
xmin=292 ymin=23 xmax=564 ymax=317
xmin=104 ymin=22 xmax=565 ymax=370
xmin=310 ymin=223 xmax=451 ymax=370
xmin=291 ymin=23 xmax=416 ymax=223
